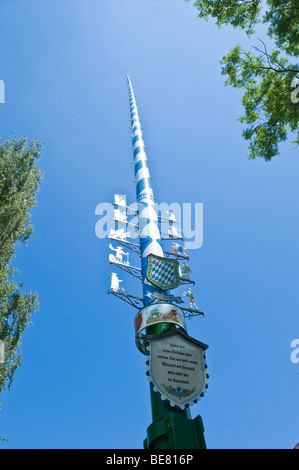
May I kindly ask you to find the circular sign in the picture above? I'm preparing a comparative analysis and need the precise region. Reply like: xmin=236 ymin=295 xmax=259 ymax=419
xmin=134 ymin=303 xmax=187 ymax=354
xmin=134 ymin=303 xmax=186 ymax=336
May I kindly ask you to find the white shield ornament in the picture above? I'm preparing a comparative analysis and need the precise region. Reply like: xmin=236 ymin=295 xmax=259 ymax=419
xmin=145 ymin=329 xmax=209 ymax=410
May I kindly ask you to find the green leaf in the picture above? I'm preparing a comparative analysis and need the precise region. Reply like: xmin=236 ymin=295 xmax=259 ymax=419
xmin=0 ymin=138 xmax=43 ymax=406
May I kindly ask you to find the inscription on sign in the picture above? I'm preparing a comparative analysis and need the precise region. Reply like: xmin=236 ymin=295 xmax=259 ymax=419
xmin=146 ymin=331 xmax=209 ymax=409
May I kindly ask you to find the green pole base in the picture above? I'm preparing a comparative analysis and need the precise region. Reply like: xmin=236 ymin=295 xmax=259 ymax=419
xmin=143 ymin=323 xmax=207 ymax=449
xmin=143 ymin=411 xmax=207 ymax=449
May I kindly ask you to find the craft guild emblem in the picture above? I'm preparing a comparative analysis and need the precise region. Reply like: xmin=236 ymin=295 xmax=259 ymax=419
xmin=146 ymin=254 xmax=180 ymax=291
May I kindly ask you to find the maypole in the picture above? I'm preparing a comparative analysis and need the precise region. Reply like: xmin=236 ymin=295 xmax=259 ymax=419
xmin=108 ymin=75 xmax=209 ymax=449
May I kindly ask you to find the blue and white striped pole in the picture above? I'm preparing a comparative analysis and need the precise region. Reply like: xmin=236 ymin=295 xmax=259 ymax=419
xmin=127 ymin=75 xmax=207 ymax=450
xmin=127 ymin=74 xmax=168 ymax=308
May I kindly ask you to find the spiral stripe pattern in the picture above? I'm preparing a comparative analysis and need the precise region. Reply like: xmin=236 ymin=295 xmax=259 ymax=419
xmin=127 ymin=74 xmax=166 ymax=305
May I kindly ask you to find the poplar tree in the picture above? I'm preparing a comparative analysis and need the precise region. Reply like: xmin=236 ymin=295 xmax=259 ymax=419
xmin=0 ymin=138 xmax=43 ymax=405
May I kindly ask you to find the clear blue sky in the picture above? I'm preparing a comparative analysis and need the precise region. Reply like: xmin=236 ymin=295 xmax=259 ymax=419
xmin=0 ymin=0 xmax=298 ymax=449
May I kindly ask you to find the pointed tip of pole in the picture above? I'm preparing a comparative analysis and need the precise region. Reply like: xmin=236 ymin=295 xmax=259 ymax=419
xmin=126 ymin=73 xmax=132 ymax=88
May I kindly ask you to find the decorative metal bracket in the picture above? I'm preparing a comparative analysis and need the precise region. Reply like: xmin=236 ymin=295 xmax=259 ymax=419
xmin=109 ymin=260 xmax=142 ymax=280
xmin=114 ymin=202 xmax=138 ymax=217
xmin=114 ymin=219 xmax=139 ymax=233
xmin=179 ymin=277 xmax=195 ymax=286
xmin=179 ymin=306 xmax=205 ymax=318
xmin=158 ymin=216 xmax=179 ymax=226
xmin=164 ymin=249 xmax=189 ymax=261
xmin=109 ymin=237 xmax=141 ymax=256
xmin=108 ymin=289 xmax=144 ymax=309
xmin=161 ymin=235 xmax=183 ymax=241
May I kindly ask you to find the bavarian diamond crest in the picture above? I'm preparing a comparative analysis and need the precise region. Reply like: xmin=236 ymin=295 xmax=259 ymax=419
xmin=146 ymin=254 xmax=180 ymax=290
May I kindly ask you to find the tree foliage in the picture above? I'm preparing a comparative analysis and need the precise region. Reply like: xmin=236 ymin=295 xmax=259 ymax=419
xmin=0 ymin=138 xmax=43 ymax=405
xmin=187 ymin=0 xmax=299 ymax=160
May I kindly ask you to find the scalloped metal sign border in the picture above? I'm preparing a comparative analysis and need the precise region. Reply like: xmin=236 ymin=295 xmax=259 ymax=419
xmin=145 ymin=329 xmax=209 ymax=410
